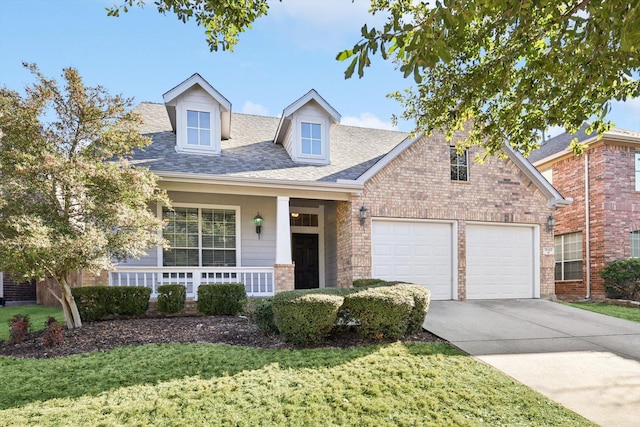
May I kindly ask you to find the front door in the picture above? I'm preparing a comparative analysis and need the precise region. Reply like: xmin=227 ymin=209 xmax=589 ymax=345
xmin=292 ymin=233 xmax=319 ymax=289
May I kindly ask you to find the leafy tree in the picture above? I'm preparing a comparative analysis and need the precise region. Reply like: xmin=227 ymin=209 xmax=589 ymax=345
xmin=0 ymin=64 xmax=169 ymax=329
xmin=110 ymin=0 xmax=639 ymax=156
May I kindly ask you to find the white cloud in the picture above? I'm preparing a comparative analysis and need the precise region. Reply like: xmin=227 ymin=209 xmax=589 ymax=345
xmin=342 ymin=112 xmax=396 ymax=130
xmin=241 ymin=101 xmax=269 ymax=116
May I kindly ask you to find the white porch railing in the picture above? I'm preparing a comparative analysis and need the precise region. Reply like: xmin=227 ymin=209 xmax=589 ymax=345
xmin=109 ymin=267 xmax=275 ymax=299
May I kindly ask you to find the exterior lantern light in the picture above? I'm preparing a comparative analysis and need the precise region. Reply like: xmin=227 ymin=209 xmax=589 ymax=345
xmin=253 ymin=213 xmax=264 ymax=238
xmin=546 ymin=214 xmax=555 ymax=234
xmin=359 ymin=205 xmax=368 ymax=226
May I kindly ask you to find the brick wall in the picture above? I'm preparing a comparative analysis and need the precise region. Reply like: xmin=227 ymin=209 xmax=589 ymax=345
xmin=336 ymin=132 xmax=556 ymax=298
xmin=2 ymin=274 xmax=37 ymax=303
xmin=551 ymin=142 xmax=640 ymax=299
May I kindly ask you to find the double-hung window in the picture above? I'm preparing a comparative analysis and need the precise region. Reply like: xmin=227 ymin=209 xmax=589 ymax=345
xmin=631 ymin=231 xmax=640 ymax=258
xmin=162 ymin=206 xmax=237 ymax=267
xmin=186 ymin=110 xmax=211 ymax=147
xmin=635 ymin=152 xmax=640 ymax=192
xmin=301 ymin=122 xmax=322 ymax=156
xmin=450 ymin=147 xmax=469 ymax=181
xmin=554 ymin=233 xmax=583 ymax=280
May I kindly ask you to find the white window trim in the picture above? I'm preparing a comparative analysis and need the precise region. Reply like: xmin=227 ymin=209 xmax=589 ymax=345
xmin=555 ymin=232 xmax=583 ymax=281
xmin=157 ymin=203 xmax=241 ymax=267
xmin=295 ymin=115 xmax=330 ymax=164
xmin=176 ymin=101 xmax=221 ymax=155
xmin=450 ymin=146 xmax=469 ymax=182
xmin=631 ymin=230 xmax=640 ymax=258
xmin=635 ymin=152 xmax=640 ymax=192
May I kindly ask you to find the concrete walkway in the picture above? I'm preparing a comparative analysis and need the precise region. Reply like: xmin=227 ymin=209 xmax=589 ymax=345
xmin=423 ymin=299 xmax=640 ymax=427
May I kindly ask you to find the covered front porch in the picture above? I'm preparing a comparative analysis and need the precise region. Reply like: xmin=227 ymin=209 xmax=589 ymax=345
xmin=110 ymin=175 xmax=364 ymax=298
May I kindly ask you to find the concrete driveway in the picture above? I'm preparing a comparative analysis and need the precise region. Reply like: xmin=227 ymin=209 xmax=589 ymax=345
xmin=423 ymin=299 xmax=640 ymax=427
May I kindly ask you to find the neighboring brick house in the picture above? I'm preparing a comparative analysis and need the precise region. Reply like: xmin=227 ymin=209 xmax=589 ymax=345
xmin=0 ymin=272 xmax=37 ymax=306
xmin=529 ymin=124 xmax=640 ymax=300
xmin=106 ymin=73 xmax=570 ymax=301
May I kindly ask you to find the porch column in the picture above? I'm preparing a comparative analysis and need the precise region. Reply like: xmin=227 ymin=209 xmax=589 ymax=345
xmin=274 ymin=196 xmax=294 ymax=292
xmin=275 ymin=196 xmax=292 ymax=264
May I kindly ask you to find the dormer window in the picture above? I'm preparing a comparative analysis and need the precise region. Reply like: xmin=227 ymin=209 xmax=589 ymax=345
xmin=301 ymin=122 xmax=322 ymax=156
xmin=187 ymin=110 xmax=211 ymax=147
xmin=274 ymin=90 xmax=341 ymax=166
xmin=162 ymin=73 xmax=232 ymax=156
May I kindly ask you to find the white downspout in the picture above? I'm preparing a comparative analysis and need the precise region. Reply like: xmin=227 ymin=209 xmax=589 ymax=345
xmin=584 ymin=152 xmax=591 ymax=299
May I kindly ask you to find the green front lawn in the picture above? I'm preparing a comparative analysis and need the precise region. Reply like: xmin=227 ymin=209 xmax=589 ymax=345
xmin=564 ymin=302 xmax=640 ymax=323
xmin=1 ymin=342 xmax=592 ymax=426
xmin=0 ymin=305 xmax=64 ymax=341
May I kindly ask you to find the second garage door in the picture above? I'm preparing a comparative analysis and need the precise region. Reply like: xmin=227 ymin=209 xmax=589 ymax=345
xmin=371 ymin=219 xmax=454 ymax=300
xmin=466 ymin=223 xmax=538 ymax=299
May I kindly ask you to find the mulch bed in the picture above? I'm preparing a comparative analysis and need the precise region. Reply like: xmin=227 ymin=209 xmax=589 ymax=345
xmin=0 ymin=316 xmax=446 ymax=359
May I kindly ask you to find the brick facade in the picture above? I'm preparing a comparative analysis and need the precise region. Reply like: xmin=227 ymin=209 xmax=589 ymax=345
xmin=274 ymin=263 xmax=295 ymax=293
xmin=1 ymin=274 xmax=37 ymax=304
xmin=549 ymin=141 xmax=640 ymax=299
xmin=336 ymin=133 xmax=557 ymax=299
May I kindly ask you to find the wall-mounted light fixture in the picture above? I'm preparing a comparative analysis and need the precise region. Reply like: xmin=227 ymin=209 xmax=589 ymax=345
xmin=359 ymin=205 xmax=368 ymax=226
xmin=546 ymin=214 xmax=555 ymax=234
xmin=253 ymin=213 xmax=264 ymax=239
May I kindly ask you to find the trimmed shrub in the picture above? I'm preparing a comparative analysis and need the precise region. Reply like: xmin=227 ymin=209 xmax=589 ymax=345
xmin=343 ymin=286 xmax=414 ymax=340
xmin=7 ymin=314 xmax=31 ymax=345
xmin=157 ymin=284 xmax=186 ymax=314
xmin=391 ymin=284 xmax=431 ymax=333
xmin=197 ymin=284 xmax=247 ymax=315
xmin=72 ymin=286 xmax=151 ymax=321
xmin=252 ymin=298 xmax=278 ymax=334
xmin=42 ymin=316 xmax=64 ymax=347
xmin=600 ymin=258 xmax=640 ymax=301
xmin=272 ymin=290 xmax=344 ymax=345
xmin=352 ymin=278 xmax=388 ymax=288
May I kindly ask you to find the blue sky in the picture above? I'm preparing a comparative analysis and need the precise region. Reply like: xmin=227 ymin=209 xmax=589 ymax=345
xmin=1 ymin=0 xmax=638 ymax=136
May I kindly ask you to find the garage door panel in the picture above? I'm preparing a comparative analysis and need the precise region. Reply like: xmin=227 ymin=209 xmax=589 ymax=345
xmin=466 ymin=224 xmax=535 ymax=299
xmin=372 ymin=220 xmax=454 ymax=300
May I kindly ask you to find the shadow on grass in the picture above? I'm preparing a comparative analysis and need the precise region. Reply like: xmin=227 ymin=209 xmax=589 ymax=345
xmin=0 ymin=342 xmax=457 ymax=410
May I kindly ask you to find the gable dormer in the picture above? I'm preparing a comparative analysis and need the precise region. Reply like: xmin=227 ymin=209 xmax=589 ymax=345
xmin=274 ymin=90 xmax=341 ymax=165
xmin=163 ymin=74 xmax=231 ymax=155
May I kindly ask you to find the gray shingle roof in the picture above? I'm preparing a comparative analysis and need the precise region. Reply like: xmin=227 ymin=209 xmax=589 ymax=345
xmin=527 ymin=123 xmax=592 ymax=163
xmin=131 ymin=102 xmax=408 ymax=183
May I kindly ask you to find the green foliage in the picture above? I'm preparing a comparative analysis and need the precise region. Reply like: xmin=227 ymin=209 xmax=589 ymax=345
xmin=600 ymin=258 xmax=640 ymax=301
xmin=0 ymin=63 xmax=169 ymax=329
xmin=42 ymin=317 xmax=64 ymax=348
xmin=156 ymin=284 xmax=186 ymax=314
xmin=391 ymin=283 xmax=431 ymax=333
xmin=6 ymin=314 xmax=31 ymax=345
xmin=338 ymin=1 xmax=640 ymax=157
xmin=272 ymin=291 xmax=344 ymax=345
xmin=72 ymin=286 xmax=151 ymax=321
xmin=343 ymin=286 xmax=414 ymax=340
xmin=0 ymin=306 xmax=63 ymax=341
xmin=197 ymin=284 xmax=247 ymax=315
xmin=564 ymin=302 xmax=640 ymax=323
xmin=107 ymin=0 xmax=269 ymax=52
xmin=352 ymin=278 xmax=388 ymax=288
xmin=252 ymin=298 xmax=278 ymax=334
xmin=0 ymin=343 xmax=592 ymax=426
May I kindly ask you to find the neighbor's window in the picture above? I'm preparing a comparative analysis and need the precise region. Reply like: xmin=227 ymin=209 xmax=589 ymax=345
xmin=554 ymin=233 xmax=583 ymax=281
xmin=450 ymin=147 xmax=468 ymax=181
xmin=631 ymin=231 xmax=640 ymax=258
xmin=186 ymin=110 xmax=211 ymax=147
xmin=301 ymin=122 xmax=322 ymax=156
xmin=635 ymin=153 xmax=640 ymax=191
xmin=162 ymin=207 xmax=236 ymax=267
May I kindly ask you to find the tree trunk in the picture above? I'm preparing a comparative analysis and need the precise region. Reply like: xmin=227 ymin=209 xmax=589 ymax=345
xmin=58 ymin=276 xmax=83 ymax=329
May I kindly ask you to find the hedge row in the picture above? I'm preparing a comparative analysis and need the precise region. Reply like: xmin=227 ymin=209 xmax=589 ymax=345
xmin=72 ymin=283 xmax=247 ymax=321
xmin=72 ymin=286 xmax=151 ymax=322
xmin=257 ymin=281 xmax=431 ymax=345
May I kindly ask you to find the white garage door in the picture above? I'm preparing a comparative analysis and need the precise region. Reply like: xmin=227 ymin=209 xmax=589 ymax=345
xmin=466 ymin=224 xmax=537 ymax=299
xmin=371 ymin=220 xmax=454 ymax=300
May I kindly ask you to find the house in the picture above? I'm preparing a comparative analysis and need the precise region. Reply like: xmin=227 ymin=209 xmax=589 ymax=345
xmin=0 ymin=273 xmax=37 ymax=306
xmin=528 ymin=123 xmax=640 ymax=300
xmin=108 ymin=73 xmax=570 ymax=301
